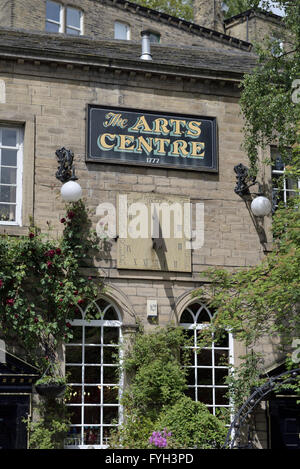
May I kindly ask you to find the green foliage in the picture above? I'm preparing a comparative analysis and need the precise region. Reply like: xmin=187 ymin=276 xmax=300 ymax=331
xmin=0 ymin=200 xmax=101 ymax=371
xmin=110 ymin=326 xmax=226 ymax=449
xmin=133 ymin=0 xmax=193 ymax=21
xmin=222 ymin=0 xmax=260 ymax=19
xmin=239 ymin=1 xmax=300 ymax=177
xmin=201 ymin=197 xmax=300 ymax=348
xmin=26 ymin=399 xmax=71 ymax=449
xmin=121 ymin=325 xmax=190 ymax=419
xmin=225 ymin=352 xmax=266 ymax=410
xmin=157 ymin=395 xmax=227 ymax=449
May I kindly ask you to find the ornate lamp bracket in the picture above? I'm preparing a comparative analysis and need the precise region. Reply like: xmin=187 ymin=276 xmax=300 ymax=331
xmin=55 ymin=147 xmax=78 ymax=183
xmin=234 ymin=163 xmax=257 ymax=197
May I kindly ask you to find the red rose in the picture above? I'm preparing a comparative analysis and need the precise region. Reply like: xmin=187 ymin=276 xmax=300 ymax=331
xmin=66 ymin=322 xmax=72 ymax=328
xmin=29 ymin=232 xmax=35 ymax=239
xmin=56 ymin=248 xmax=62 ymax=255
xmin=34 ymin=317 xmax=39 ymax=323
xmin=0 ymin=279 xmax=3 ymax=288
xmin=45 ymin=249 xmax=55 ymax=258
xmin=74 ymin=290 xmax=78 ymax=295
xmin=88 ymin=276 xmax=92 ymax=281
xmin=77 ymin=299 xmax=84 ymax=305
xmin=59 ymin=298 xmax=63 ymax=302
xmin=67 ymin=211 xmax=75 ymax=219
xmin=14 ymin=314 xmax=19 ymax=319
xmin=60 ymin=218 xmax=66 ymax=223
xmin=47 ymin=261 xmax=53 ymax=268
xmin=6 ymin=298 xmax=14 ymax=306
xmin=59 ymin=281 xmax=63 ymax=286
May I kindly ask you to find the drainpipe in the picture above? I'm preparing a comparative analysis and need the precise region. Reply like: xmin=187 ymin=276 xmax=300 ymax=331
xmin=140 ymin=30 xmax=152 ymax=60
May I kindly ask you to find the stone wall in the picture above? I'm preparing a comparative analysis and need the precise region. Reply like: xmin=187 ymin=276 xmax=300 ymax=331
xmin=0 ymin=57 xmax=271 ymax=341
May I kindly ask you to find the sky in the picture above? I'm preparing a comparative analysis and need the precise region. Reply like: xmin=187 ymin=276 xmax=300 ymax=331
xmin=260 ymin=1 xmax=285 ymax=16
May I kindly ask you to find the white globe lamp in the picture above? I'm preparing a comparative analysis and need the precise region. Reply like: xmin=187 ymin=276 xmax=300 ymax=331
xmin=250 ymin=196 xmax=272 ymax=217
xmin=61 ymin=180 xmax=82 ymax=202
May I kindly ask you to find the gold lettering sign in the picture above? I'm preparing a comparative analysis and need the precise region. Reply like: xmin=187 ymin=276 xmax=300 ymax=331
xmin=87 ymin=105 xmax=218 ymax=172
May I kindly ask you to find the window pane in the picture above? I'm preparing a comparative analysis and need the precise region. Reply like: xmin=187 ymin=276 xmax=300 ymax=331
xmin=84 ymin=406 xmax=100 ymax=424
xmin=1 ymin=149 xmax=17 ymax=166
xmin=66 ymin=366 xmax=82 ymax=383
xmin=103 ymin=386 xmax=119 ymax=404
xmin=103 ymin=346 xmax=119 ymax=364
xmin=215 ymin=368 xmax=228 ymax=385
xmin=2 ymin=129 xmax=17 ymax=147
xmin=197 ymin=349 xmax=212 ymax=366
xmin=103 ymin=406 xmax=118 ymax=424
xmin=66 ymin=27 xmax=80 ymax=36
xmin=69 ymin=326 xmax=82 ymax=343
xmin=286 ymin=177 xmax=298 ymax=191
xmin=46 ymin=21 xmax=60 ymax=32
xmin=69 ymin=406 xmax=81 ymax=424
xmin=0 ymin=185 xmax=16 ymax=203
xmin=214 ymin=349 xmax=229 ymax=366
xmin=149 ymin=33 xmax=160 ymax=43
xmin=197 ymin=387 xmax=213 ymax=405
xmin=103 ymin=366 xmax=118 ymax=384
xmin=0 ymin=167 xmax=16 ymax=184
xmin=104 ymin=307 xmax=119 ymax=320
xmin=197 ymin=368 xmax=212 ymax=385
xmin=114 ymin=22 xmax=129 ymax=40
xmin=85 ymin=346 xmax=100 ymax=364
xmin=84 ymin=366 xmax=100 ymax=384
xmin=67 ymin=7 xmax=81 ymax=29
xmin=84 ymin=386 xmax=101 ymax=404
xmin=215 ymin=387 xmax=228 ymax=405
xmin=0 ymin=204 xmax=15 ymax=222
xmin=185 ymin=367 xmax=195 ymax=386
xmin=85 ymin=327 xmax=100 ymax=344
xmin=66 ymin=385 xmax=82 ymax=404
xmin=66 ymin=346 xmax=82 ymax=364
xmin=46 ymin=1 xmax=61 ymax=22
xmin=103 ymin=327 xmax=119 ymax=345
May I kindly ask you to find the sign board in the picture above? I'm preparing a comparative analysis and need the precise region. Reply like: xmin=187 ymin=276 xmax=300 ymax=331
xmin=86 ymin=105 xmax=218 ymax=172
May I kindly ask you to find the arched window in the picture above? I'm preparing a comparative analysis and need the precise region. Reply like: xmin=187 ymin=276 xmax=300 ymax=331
xmin=64 ymin=298 xmax=122 ymax=448
xmin=180 ymin=302 xmax=233 ymax=417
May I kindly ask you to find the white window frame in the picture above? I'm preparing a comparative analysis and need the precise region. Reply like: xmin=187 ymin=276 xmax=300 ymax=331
xmin=0 ymin=126 xmax=23 ymax=226
xmin=180 ymin=302 xmax=234 ymax=417
xmin=45 ymin=0 xmax=63 ymax=33
xmin=64 ymin=299 xmax=123 ymax=449
xmin=66 ymin=6 xmax=83 ymax=36
xmin=114 ymin=21 xmax=131 ymax=40
xmin=271 ymin=148 xmax=300 ymax=211
xmin=46 ymin=1 xmax=83 ymax=36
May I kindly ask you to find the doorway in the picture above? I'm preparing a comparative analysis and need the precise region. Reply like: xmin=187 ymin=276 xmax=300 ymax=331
xmin=0 ymin=395 xmax=29 ymax=449
xmin=269 ymin=398 xmax=300 ymax=449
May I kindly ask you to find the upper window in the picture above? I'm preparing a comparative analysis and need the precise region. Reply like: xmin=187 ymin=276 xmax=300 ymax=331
xmin=64 ymin=298 xmax=122 ymax=449
xmin=0 ymin=126 xmax=23 ymax=226
xmin=46 ymin=1 xmax=83 ymax=36
xmin=180 ymin=302 xmax=233 ymax=417
xmin=148 ymin=32 xmax=160 ymax=43
xmin=271 ymin=148 xmax=300 ymax=212
xmin=114 ymin=21 xmax=130 ymax=40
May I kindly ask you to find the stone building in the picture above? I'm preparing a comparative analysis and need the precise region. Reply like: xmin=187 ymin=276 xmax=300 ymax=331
xmin=0 ymin=0 xmax=298 ymax=450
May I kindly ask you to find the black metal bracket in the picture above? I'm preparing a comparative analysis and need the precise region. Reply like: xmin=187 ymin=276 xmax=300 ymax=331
xmin=234 ymin=163 xmax=257 ymax=197
xmin=55 ymin=147 xmax=78 ymax=183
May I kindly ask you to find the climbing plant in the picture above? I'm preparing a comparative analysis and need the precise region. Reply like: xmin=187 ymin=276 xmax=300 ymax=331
xmin=0 ymin=200 xmax=102 ymax=372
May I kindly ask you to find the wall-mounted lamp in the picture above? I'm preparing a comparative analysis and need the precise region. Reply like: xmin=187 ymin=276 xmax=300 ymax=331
xmin=55 ymin=147 xmax=82 ymax=202
xmin=234 ymin=163 xmax=271 ymax=217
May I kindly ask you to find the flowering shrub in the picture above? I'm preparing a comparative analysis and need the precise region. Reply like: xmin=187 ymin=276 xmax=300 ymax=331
xmin=0 ymin=200 xmax=101 ymax=372
xmin=149 ymin=429 xmax=172 ymax=448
